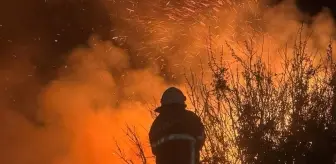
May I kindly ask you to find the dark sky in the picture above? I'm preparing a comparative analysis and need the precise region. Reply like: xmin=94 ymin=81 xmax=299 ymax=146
xmin=296 ymin=0 xmax=336 ymax=17
xmin=0 ymin=0 xmax=111 ymax=83
xmin=267 ymin=0 xmax=336 ymax=18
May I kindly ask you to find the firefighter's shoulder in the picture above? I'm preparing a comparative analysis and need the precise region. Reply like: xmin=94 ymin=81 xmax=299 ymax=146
xmin=184 ymin=110 xmax=201 ymax=121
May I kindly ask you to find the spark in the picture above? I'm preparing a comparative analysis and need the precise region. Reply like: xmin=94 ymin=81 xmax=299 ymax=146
xmin=126 ymin=8 xmax=134 ymax=13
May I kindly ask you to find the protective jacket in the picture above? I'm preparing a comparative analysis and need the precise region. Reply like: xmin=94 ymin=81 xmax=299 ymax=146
xmin=149 ymin=104 xmax=205 ymax=164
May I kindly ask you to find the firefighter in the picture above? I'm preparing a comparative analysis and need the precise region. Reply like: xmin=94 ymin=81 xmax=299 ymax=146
xmin=149 ymin=87 xmax=206 ymax=164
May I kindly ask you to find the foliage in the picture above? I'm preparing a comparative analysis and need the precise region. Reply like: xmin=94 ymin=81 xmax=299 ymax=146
xmin=116 ymin=28 xmax=336 ymax=164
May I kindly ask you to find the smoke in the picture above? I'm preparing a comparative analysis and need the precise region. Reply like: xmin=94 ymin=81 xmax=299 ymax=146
xmin=0 ymin=0 xmax=112 ymax=124
xmin=0 ymin=36 xmax=165 ymax=164
xmin=295 ymin=0 xmax=336 ymax=22
xmin=0 ymin=0 xmax=336 ymax=164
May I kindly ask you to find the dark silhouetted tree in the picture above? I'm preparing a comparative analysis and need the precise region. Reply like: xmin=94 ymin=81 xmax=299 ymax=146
xmin=117 ymin=28 xmax=336 ymax=164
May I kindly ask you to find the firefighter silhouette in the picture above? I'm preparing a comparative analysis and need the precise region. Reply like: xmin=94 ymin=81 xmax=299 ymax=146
xmin=149 ymin=87 xmax=206 ymax=164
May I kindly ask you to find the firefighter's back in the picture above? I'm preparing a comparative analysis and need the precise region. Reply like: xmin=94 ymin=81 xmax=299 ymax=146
xmin=155 ymin=139 xmax=192 ymax=164
xmin=149 ymin=87 xmax=205 ymax=164
xmin=150 ymin=109 xmax=203 ymax=164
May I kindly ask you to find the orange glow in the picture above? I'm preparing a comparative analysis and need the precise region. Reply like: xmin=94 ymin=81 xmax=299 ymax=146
xmin=1 ymin=0 xmax=336 ymax=164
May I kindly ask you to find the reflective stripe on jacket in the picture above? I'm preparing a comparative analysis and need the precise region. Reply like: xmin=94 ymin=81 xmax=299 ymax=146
xmin=151 ymin=134 xmax=199 ymax=164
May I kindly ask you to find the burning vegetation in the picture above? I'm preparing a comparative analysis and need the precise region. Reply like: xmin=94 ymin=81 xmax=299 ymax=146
xmin=0 ymin=0 xmax=336 ymax=164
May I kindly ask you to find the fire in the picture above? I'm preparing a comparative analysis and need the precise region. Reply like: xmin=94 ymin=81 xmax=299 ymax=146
xmin=0 ymin=0 xmax=335 ymax=164
xmin=39 ymin=38 xmax=164 ymax=164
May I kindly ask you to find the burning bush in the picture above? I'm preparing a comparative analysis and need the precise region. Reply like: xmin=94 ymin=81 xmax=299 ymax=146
xmin=116 ymin=28 xmax=336 ymax=163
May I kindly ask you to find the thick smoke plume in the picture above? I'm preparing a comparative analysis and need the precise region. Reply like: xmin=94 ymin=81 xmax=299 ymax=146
xmin=0 ymin=0 xmax=336 ymax=163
